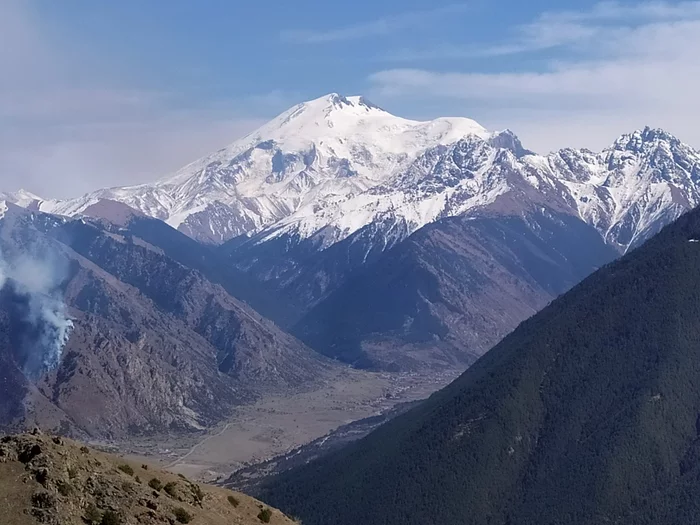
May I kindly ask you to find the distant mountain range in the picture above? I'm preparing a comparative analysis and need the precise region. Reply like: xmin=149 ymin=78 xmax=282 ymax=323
xmin=4 ymin=94 xmax=699 ymax=255
xmin=3 ymin=94 xmax=700 ymax=436
xmin=260 ymin=196 xmax=700 ymax=525
xmin=293 ymin=209 xmax=616 ymax=369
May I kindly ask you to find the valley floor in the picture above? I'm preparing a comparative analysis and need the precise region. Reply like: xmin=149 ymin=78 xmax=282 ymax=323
xmin=108 ymin=367 xmax=458 ymax=481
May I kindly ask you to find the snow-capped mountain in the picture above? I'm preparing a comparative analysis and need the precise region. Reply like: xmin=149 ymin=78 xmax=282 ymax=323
xmin=254 ymin=125 xmax=700 ymax=253
xmin=7 ymin=94 xmax=700 ymax=254
xmin=4 ymin=94 xmax=700 ymax=375
xmin=253 ymin=133 xmax=553 ymax=247
xmin=536 ymin=127 xmax=700 ymax=249
xmin=27 ymin=93 xmax=490 ymax=243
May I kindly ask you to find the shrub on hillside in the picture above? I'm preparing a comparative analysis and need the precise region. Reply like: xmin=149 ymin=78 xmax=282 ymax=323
xmin=258 ymin=508 xmax=272 ymax=523
xmin=117 ymin=464 xmax=134 ymax=476
xmin=190 ymin=483 xmax=204 ymax=504
xmin=173 ymin=507 xmax=192 ymax=523
xmin=101 ymin=510 xmax=122 ymax=525
xmin=148 ymin=478 xmax=163 ymax=491
xmin=164 ymin=481 xmax=178 ymax=498
xmin=57 ymin=481 xmax=73 ymax=496
xmin=84 ymin=503 xmax=102 ymax=524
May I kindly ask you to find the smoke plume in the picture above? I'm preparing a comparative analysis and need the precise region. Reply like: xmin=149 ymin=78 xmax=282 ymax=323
xmin=0 ymin=248 xmax=73 ymax=379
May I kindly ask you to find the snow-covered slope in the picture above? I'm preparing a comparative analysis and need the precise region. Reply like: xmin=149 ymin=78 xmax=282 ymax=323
xmin=0 ymin=190 xmax=43 ymax=210
xmin=254 ymin=133 xmax=532 ymax=248
xmin=30 ymin=93 xmax=491 ymax=243
xmin=535 ymin=127 xmax=700 ymax=249
xmin=7 ymin=93 xmax=700 ymax=254
xmin=254 ymin=126 xmax=700 ymax=252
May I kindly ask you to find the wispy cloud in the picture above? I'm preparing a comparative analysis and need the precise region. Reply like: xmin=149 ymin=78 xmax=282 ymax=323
xmin=488 ymin=0 xmax=700 ymax=57
xmin=542 ymin=0 xmax=700 ymax=23
xmin=369 ymin=1 xmax=700 ymax=152
xmin=283 ymin=4 xmax=470 ymax=43
xmin=384 ymin=0 xmax=700 ymax=62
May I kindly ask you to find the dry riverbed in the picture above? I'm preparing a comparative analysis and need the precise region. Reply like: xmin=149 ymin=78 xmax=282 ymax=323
xmin=111 ymin=367 xmax=458 ymax=481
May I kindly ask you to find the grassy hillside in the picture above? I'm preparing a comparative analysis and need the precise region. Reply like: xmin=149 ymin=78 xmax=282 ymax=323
xmin=261 ymin=206 xmax=700 ymax=525
xmin=0 ymin=431 xmax=297 ymax=525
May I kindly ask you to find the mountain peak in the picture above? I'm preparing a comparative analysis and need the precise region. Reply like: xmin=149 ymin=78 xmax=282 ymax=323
xmin=611 ymin=126 xmax=682 ymax=153
xmin=0 ymin=189 xmax=43 ymax=208
xmin=312 ymin=92 xmax=353 ymax=110
xmin=292 ymin=93 xmax=388 ymax=123
xmin=488 ymin=129 xmax=535 ymax=158
xmin=309 ymin=93 xmax=384 ymax=112
xmin=324 ymin=92 xmax=345 ymax=103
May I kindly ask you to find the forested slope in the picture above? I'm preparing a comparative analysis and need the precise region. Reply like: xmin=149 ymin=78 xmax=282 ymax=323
xmin=261 ymin=206 xmax=700 ymax=525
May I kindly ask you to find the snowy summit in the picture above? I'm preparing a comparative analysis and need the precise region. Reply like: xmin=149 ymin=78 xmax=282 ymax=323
xmin=4 ymin=95 xmax=700 ymax=254
xmin=23 ymin=94 xmax=491 ymax=244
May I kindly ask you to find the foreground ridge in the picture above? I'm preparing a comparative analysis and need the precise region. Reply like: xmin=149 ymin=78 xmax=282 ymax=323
xmin=0 ymin=430 xmax=296 ymax=525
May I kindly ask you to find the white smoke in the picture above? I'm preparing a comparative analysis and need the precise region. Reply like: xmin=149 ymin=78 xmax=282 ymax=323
xmin=0 ymin=248 xmax=74 ymax=378
xmin=25 ymin=292 xmax=74 ymax=375
xmin=0 ymin=257 xmax=6 ymax=290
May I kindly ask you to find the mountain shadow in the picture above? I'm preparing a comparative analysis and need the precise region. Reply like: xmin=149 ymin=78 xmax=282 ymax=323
xmin=293 ymin=208 xmax=617 ymax=370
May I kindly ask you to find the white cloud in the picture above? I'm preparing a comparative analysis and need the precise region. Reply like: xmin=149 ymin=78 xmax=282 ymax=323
xmin=0 ymin=0 xmax=264 ymax=199
xmin=385 ymin=0 xmax=700 ymax=61
xmin=369 ymin=1 xmax=700 ymax=152
xmin=283 ymin=4 xmax=470 ymax=43
xmin=488 ymin=0 xmax=700 ymax=57
xmin=542 ymin=0 xmax=700 ymax=23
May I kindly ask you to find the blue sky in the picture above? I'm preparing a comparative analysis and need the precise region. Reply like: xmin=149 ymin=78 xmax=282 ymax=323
xmin=2 ymin=0 xmax=700 ymax=197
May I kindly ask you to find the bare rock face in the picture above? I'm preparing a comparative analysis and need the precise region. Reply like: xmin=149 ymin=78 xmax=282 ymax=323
xmin=0 ymin=206 xmax=333 ymax=438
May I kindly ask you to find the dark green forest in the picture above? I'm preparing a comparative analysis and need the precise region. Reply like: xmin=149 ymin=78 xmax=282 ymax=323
xmin=260 ymin=206 xmax=700 ymax=525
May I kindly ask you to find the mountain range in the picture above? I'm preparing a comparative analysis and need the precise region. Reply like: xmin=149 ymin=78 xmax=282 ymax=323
xmin=260 ymin=193 xmax=700 ymax=525
xmin=3 ymin=93 xmax=700 ymax=435
xmin=5 ymin=94 xmax=699 ymax=256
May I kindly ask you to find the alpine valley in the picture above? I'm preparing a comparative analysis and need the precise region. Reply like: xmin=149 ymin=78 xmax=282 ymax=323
xmin=2 ymin=93 xmax=700 ymax=441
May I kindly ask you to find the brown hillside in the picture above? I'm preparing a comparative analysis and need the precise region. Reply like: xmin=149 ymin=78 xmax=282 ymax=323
xmin=0 ymin=430 xmax=297 ymax=525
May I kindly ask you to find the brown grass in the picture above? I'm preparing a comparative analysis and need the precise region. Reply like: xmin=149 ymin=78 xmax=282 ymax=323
xmin=0 ymin=432 xmax=294 ymax=525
